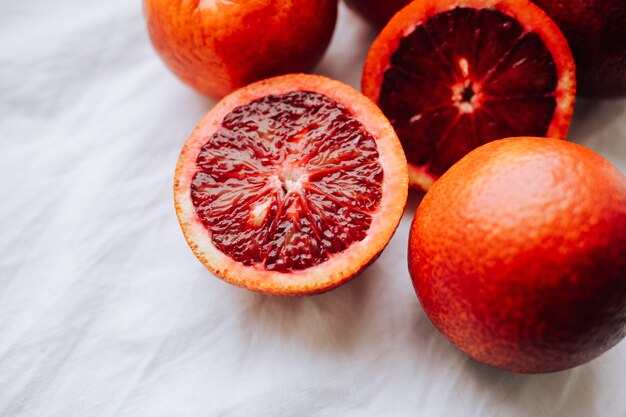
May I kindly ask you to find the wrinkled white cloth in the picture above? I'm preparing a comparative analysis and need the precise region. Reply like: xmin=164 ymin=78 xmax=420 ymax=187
xmin=1 ymin=1 xmax=626 ymax=416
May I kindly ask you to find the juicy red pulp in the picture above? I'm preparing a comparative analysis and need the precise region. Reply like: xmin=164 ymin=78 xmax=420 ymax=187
xmin=379 ymin=7 xmax=558 ymax=176
xmin=190 ymin=91 xmax=384 ymax=272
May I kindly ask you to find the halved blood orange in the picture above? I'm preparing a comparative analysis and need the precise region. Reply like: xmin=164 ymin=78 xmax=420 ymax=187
xmin=174 ymin=74 xmax=408 ymax=296
xmin=363 ymin=0 xmax=576 ymax=190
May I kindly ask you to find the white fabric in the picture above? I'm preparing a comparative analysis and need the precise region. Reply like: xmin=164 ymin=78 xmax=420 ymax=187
xmin=1 ymin=1 xmax=626 ymax=416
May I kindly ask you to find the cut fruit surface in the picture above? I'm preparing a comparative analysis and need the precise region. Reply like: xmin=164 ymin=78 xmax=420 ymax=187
xmin=175 ymin=74 xmax=408 ymax=295
xmin=363 ymin=0 xmax=576 ymax=190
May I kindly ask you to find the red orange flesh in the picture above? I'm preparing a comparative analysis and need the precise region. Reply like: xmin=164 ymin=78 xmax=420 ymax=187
xmin=363 ymin=0 xmax=576 ymax=190
xmin=175 ymin=74 xmax=408 ymax=295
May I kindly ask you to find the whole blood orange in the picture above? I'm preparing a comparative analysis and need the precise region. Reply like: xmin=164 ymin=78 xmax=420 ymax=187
xmin=144 ymin=0 xmax=337 ymax=98
xmin=175 ymin=74 xmax=408 ymax=296
xmin=531 ymin=0 xmax=626 ymax=97
xmin=363 ymin=0 xmax=576 ymax=190
xmin=409 ymin=137 xmax=626 ymax=373
xmin=344 ymin=0 xmax=410 ymax=27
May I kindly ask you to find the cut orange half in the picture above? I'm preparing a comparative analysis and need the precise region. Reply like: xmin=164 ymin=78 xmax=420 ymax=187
xmin=363 ymin=0 xmax=576 ymax=190
xmin=175 ymin=74 xmax=409 ymax=296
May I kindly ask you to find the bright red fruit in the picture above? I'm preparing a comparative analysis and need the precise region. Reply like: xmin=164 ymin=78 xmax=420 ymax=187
xmin=362 ymin=0 xmax=576 ymax=190
xmin=144 ymin=0 xmax=337 ymax=98
xmin=409 ymin=137 xmax=626 ymax=373
xmin=175 ymin=74 xmax=408 ymax=295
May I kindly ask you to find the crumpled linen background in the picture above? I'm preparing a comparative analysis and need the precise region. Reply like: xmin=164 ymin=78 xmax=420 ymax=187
xmin=1 ymin=1 xmax=626 ymax=416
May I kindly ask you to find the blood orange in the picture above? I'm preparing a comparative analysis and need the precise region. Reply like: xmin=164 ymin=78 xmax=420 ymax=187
xmin=174 ymin=74 xmax=408 ymax=296
xmin=144 ymin=0 xmax=337 ymax=98
xmin=363 ymin=0 xmax=576 ymax=190
xmin=531 ymin=0 xmax=626 ymax=97
xmin=344 ymin=0 xmax=410 ymax=27
xmin=409 ymin=137 xmax=626 ymax=373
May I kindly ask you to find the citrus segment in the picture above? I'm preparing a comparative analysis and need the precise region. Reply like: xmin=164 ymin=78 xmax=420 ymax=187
xmin=175 ymin=74 xmax=408 ymax=295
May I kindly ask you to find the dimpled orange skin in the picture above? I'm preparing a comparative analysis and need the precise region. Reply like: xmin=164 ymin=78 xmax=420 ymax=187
xmin=409 ymin=137 xmax=626 ymax=373
xmin=144 ymin=0 xmax=337 ymax=98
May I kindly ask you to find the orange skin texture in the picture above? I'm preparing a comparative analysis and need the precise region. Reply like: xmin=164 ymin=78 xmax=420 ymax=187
xmin=531 ymin=0 xmax=626 ymax=97
xmin=409 ymin=137 xmax=626 ymax=373
xmin=144 ymin=0 xmax=337 ymax=98
xmin=343 ymin=0 xmax=410 ymax=26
